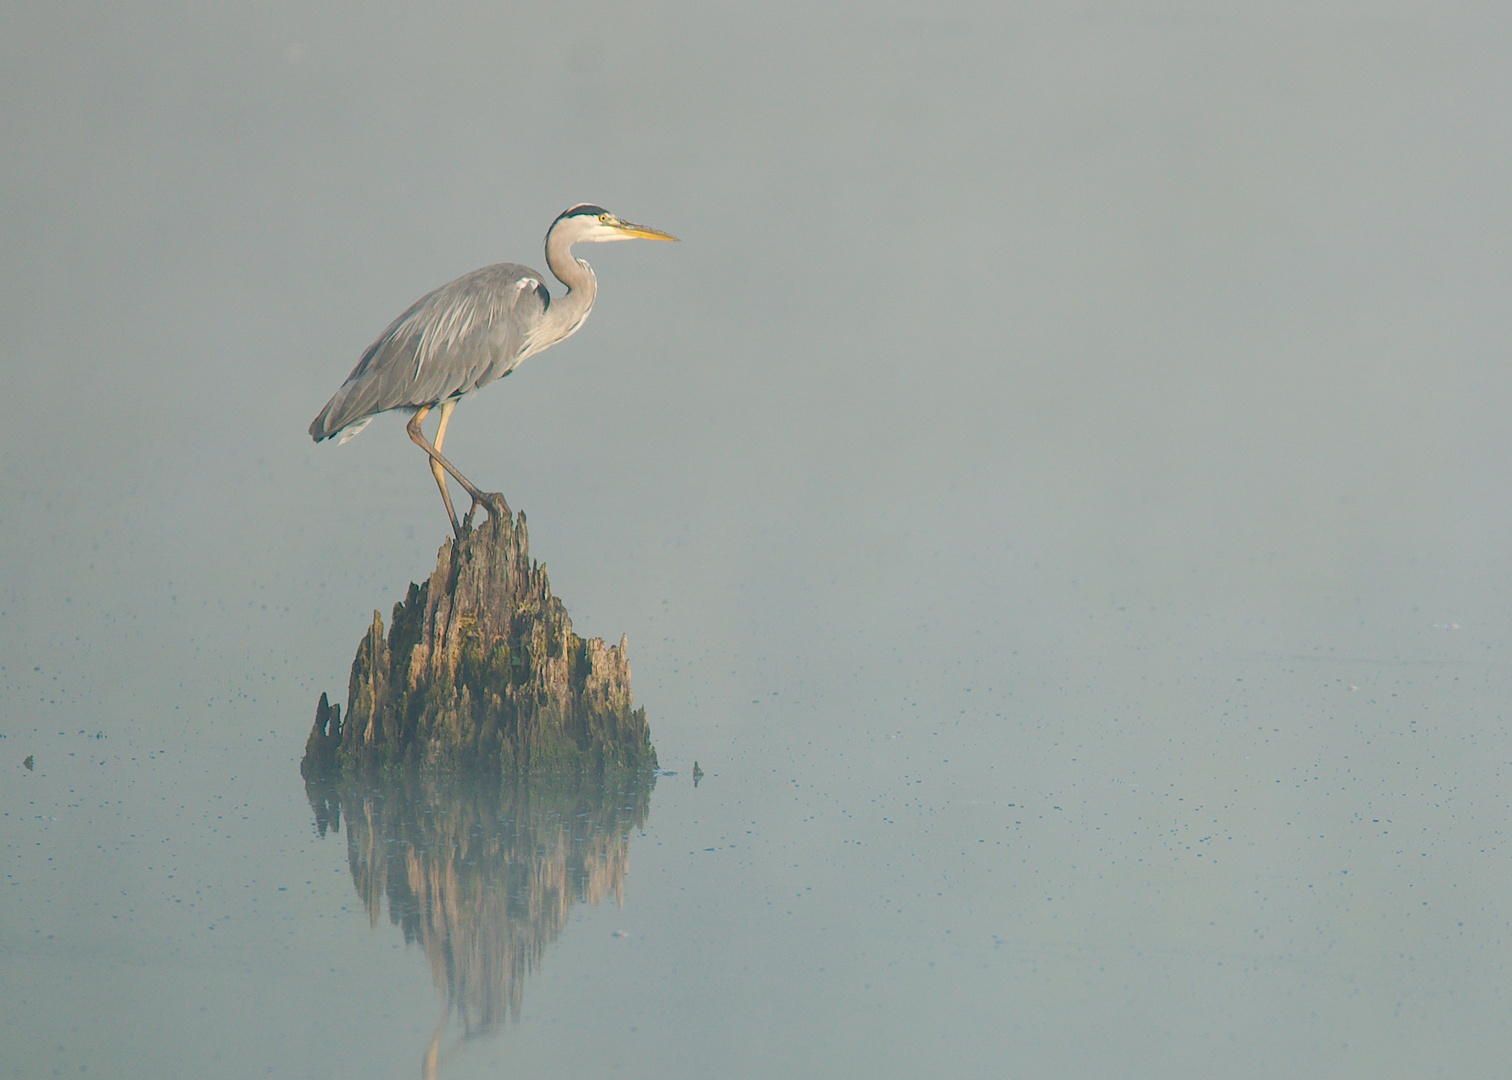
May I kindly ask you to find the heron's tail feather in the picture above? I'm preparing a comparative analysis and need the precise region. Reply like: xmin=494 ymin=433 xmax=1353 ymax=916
xmin=310 ymin=380 xmax=374 ymax=443
xmin=334 ymin=417 xmax=373 ymax=444
xmin=309 ymin=400 xmax=373 ymax=443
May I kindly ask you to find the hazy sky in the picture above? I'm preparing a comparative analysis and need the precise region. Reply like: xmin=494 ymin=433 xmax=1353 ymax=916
xmin=0 ymin=1 xmax=1506 ymax=748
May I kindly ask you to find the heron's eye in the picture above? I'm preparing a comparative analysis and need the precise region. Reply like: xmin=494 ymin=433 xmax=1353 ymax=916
xmin=599 ymin=214 xmax=610 ymax=223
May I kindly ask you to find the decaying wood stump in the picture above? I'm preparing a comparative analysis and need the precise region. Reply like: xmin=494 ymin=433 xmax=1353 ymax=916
xmin=302 ymin=510 xmax=656 ymax=778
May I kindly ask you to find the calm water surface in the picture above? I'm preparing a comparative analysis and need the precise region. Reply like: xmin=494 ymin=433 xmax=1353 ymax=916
xmin=4 ymin=3 xmax=1512 ymax=1078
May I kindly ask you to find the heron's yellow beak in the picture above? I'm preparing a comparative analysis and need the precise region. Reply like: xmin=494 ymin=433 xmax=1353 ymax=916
xmin=615 ymin=220 xmax=679 ymax=242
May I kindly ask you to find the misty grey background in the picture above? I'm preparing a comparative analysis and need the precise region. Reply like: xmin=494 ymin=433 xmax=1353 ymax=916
xmin=4 ymin=2 xmax=1512 ymax=1078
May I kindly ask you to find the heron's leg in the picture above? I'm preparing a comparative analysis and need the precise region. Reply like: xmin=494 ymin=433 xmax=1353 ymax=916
xmin=405 ymin=408 xmax=510 ymax=534
xmin=432 ymin=402 xmax=492 ymax=535
xmin=426 ymin=401 xmax=462 ymax=536
xmin=433 ymin=400 xmax=500 ymax=532
xmin=433 ymin=399 xmax=511 ymax=532
xmin=409 ymin=406 xmax=460 ymax=537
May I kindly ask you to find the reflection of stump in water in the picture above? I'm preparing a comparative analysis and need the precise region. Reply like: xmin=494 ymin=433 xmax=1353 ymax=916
xmin=302 ymin=510 xmax=656 ymax=777
xmin=305 ymin=770 xmax=654 ymax=1038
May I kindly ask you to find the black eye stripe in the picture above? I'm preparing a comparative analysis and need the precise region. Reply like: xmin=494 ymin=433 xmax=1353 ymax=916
xmin=556 ymin=203 xmax=610 ymax=225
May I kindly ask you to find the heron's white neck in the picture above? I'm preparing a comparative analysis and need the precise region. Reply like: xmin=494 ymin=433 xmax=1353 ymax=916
xmin=539 ymin=227 xmax=598 ymax=350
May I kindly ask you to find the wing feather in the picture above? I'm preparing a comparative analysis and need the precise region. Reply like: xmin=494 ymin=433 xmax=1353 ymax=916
xmin=309 ymin=263 xmax=549 ymax=442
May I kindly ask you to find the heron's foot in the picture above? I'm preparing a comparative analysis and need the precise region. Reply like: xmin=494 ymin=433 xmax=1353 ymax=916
xmin=461 ymin=491 xmax=511 ymax=532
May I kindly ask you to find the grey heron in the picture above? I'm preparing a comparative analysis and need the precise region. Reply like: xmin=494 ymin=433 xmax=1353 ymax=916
xmin=309 ymin=204 xmax=678 ymax=536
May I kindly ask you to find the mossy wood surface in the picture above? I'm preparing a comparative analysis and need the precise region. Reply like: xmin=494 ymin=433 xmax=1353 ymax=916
xmin=303 ymin=511 xmax=656 ymax=777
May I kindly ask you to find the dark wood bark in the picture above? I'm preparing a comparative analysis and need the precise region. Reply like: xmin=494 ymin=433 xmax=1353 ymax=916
xmin=302 ymin=510 xmax=656 ymax=778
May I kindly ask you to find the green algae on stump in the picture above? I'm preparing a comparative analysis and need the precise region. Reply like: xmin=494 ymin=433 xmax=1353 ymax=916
xmin=302 ymin=510 xmax=656 ymax=778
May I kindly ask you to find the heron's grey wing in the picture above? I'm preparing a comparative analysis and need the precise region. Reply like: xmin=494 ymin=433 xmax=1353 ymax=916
xmin=309 ymin=263 xmax=551 ymax=441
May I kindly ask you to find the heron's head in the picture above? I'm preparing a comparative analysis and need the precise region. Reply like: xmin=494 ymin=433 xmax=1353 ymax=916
xmin=550 ymin=204 xmax=679 ymax=245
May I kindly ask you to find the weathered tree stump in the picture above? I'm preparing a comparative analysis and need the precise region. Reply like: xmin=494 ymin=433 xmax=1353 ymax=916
xmin=302 ymin=510 xmax=656 ymax=778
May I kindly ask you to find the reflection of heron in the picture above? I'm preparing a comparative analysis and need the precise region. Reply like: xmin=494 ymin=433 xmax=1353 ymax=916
xmin=309 ymin=205 xmax=678 ymax=536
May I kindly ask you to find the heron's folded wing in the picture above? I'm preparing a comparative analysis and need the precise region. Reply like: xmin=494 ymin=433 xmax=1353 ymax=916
xmin=309 ymin=263 xmax=545 ymax=441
